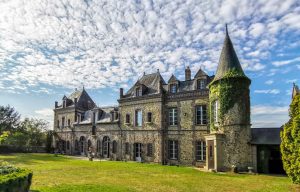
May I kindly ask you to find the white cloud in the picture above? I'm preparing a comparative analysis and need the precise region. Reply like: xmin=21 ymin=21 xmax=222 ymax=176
xmin=249 ymin=23 xmax=265 ymax=37
xmin=251 ymin=105 xmax=289 ymax=127
xmin=0 ymin=0 xmax=298 ymax=94
xmin=265 ymin=80 xmax=274 ymax=85
xmin=285 ymin=79 xmax=298 ymax=83
xmin=272 ymin=56 xmax=300 ymax=67
xmin=254 ymin=89 xmax=280 ymax=94
xmin=35 ymin=108 xmax=53 ymax=118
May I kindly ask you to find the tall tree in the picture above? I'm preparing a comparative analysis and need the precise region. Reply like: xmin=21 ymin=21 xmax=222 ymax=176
xmin=0 ymin=105 xmax=20 ymax=133
xmin=281 ymin=93 xmax=300 ymax=184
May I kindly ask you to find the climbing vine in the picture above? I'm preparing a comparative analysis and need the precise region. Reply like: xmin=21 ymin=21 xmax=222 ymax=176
xmin=209 ymin=69 xmax=250 ymax=128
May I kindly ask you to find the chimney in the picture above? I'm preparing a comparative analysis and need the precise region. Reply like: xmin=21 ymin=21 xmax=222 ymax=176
xmin=55 ymin=101 xmax=58 ymax=108
xmin=120 ymin=88 xmax=124 ymax=98
xmin=185 ymin=66 xmax=191 ymax=81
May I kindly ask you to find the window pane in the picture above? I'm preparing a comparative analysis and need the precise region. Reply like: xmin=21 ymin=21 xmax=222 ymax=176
xmin=135 ymin=110 xmax=142 ymax=126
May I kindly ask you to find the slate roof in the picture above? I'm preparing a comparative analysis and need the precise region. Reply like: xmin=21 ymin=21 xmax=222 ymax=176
xmin=125 ymin=72 xmax=165 ymax=97
xmin=251 ymin=128 xmax=282 ymax=145
xmin=214 ymin=25 xmax=246 ymax=81
xmin=78 ymin=106 xmax=118 ymax=124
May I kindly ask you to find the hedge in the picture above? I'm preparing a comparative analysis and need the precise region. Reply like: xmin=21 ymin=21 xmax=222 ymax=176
xmin=0 ymin=167 xmax=33 ymax=192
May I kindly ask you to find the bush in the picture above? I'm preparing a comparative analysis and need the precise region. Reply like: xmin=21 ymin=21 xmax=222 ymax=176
xmin=0 ymin=161 xmax=33 ymax=192
xmin=281 ymin=93 xmax=300 ymax=184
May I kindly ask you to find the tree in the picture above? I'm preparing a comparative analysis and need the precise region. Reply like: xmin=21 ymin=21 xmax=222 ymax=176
xmin=0 ymin=131 xmax=10 ymax=144
xmin=20 ymin=118 xmax=48 ymax=146
xmin=0 ymin=105 xmax=20 ymax=133
xmin=281 ymin=93 xmax=300 ymax=184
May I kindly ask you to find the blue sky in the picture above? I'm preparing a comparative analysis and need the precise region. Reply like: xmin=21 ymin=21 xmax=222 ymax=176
xmin=0 ymin=0 xmax=299 ymax=129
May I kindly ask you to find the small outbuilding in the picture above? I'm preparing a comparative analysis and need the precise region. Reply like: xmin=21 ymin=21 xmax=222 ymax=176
xmin=251 ymin=128 xmax=285 ymax=174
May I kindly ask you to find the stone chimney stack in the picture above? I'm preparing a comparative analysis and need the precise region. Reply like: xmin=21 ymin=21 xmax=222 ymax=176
xmin=55 ymin=101 xmax=58 ymax=108
xmin=120 ymin=88 xmax=124 ymax=98
xmin=185 ymin=66 xmax=191 ymax=81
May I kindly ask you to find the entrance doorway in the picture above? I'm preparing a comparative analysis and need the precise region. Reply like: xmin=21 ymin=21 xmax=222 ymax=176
xmin=207 ymin=140 xmax=214 ymax=170
xmin=134 ymin=143 xmax=142 ymax=162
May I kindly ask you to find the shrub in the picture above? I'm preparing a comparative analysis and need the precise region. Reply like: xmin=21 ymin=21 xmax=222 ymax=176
xmin=281 ymin=94 xmax=300 ymax=184
xmin=0 ymin=161 xmax=33 ymax=192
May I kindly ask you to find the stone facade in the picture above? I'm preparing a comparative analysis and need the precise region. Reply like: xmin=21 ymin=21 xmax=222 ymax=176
xmin=53 ymin=28 xmax=265 ymax=172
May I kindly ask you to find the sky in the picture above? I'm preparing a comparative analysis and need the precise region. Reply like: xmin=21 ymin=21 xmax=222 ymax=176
xmin=0 ymin=0 xmax=299 ymax=129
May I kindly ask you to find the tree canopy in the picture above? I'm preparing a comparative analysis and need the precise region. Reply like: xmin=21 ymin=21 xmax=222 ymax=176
xmin=281 ymin=94 xmax=300 ymax=184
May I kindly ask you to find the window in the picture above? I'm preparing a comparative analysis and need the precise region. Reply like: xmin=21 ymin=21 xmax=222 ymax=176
xmin=168 ymin=140 xmax=179 ymax=160
xmin=81 ymin=114 xmax=84 ymax=121
xmin=102 ymin=136 xmax=110 ymax=158
xmin=197 ymin=79 xmax=206 ymax=90
xmin=147 ymin=112 xmax=152 ymax=122
xmin=97 ymin=140 xmax=101 ymax=152
xmin=75 ymin=114 xmax=77 ymax=122
xmin=212 ymin=100 xmax=218 ymax=123
xmin=115 ymin=112 xmax=119 ymax=120
xmin=195 ymin=141 xmax=206 ymax=161
xmin=136 ymin=87 xmax=142 ymax=96
xmin=169 ymin=108 xmax=178 ymax=126
xmin=125 ymin=142 xmax=129 ymax=155
xmin=67 ymin=141 xmax=70 ymax=150
xmin=112 ymin=141 xmax=117 ymax=154
xmin=135 ymin=110 xmax=142 ymax=127
xmin=62 ymin=117 xmax=65 ymax=128
xmin=63 ymin=100 xmax=66 ymax=108
xmin=196 ymin=105 xmax=207 ymax=125
xmin=170 ymin=84 xmax=177 ymax=93
xmin=75 ymin=140 xmax=79 ymax=151
xmin=125 ymin=114 xmax=130 ymax=124
xmin=147 ymin=143 xmax=153 ymax=157
xmin=68 ymin=119 xmax=71 ymax=126
xmin=57 ymin=120 xmax=60 ymax=128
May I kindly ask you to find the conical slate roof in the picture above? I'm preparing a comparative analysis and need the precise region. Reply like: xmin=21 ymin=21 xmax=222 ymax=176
xmin=214 ymin=25 xmax=246 ymax=81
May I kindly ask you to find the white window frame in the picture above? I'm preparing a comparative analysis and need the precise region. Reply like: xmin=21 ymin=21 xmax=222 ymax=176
xmin=170 ymin=84 xmax=177 ymax=93
xmin=169 ymin=140 xmax=178 ymax=160
xmin=135 ymin=109 xmax=142 ymax=127
xmin=212 ymin=100 xmax=218 ymax=123
xmin=196 ymin=141 xmax=206 ymax=161
xmin=196 ymin=105 xmax=207 ymax=125
xmin=169 ymin=108 xmax=178 ymax=126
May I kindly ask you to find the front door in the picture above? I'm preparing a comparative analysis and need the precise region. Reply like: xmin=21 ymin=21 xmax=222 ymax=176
xmin=207 ymin=140 xmax=215 ymax=170
xmin=134 ymin=143 xmax=142 ymax=162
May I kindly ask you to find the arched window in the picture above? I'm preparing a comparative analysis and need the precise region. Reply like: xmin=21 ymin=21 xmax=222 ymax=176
xmin=102 ymin=136 xmax=110 ymax=158
xmin=75 ymin=140 xmax=79 ymax=151
xmin=97 ymin=140 xmax=101 ymax=153
xmin=79 ymin=136 xmax=86 ymax=154
xmin=112 ymin=141 xmax=117 ymax=154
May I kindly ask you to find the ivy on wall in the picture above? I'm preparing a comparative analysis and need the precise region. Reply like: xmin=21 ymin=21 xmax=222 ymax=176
xmin=209 ymin=69 xmax=250 ymax=130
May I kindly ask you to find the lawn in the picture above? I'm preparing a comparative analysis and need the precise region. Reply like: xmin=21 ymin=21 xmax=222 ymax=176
xmin=0 ymin=153 xmax=298 ymax=192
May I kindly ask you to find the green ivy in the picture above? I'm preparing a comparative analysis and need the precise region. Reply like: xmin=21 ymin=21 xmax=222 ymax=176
xmin=209 ymin=69 xmax=250 ymax=127
xmin=280 ymin=93 xmax=300 ymax=184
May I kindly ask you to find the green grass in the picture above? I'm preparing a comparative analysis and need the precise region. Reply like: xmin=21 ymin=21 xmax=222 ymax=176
xmin=0 ymin=153 xmax=298 ymax=192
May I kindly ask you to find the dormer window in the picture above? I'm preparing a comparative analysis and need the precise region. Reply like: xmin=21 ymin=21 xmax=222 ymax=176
xmin=63 ymin=100 xmax=66 ymax=108
xmin=115 ymin=112 xmax=119 ymax=120
xmin=136 ymin=87 xmax=142 ymax=97
xmin=197 ymin=79 xmax=206 ymax=90
xmin=170 ymin=84 xmax=177 ymax=93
